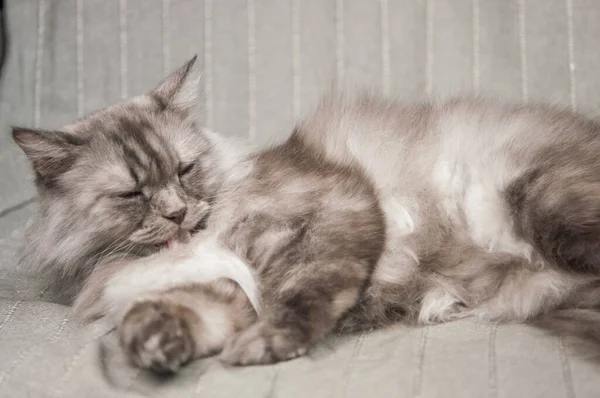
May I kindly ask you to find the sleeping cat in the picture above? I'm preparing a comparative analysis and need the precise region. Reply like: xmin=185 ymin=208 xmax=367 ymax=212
xmin=12 ymin=56 xmax=600 ymax=373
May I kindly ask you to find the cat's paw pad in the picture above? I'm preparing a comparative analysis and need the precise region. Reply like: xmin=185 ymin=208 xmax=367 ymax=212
xmin=119 ymin=300 xmax=196 ymax=374
xmin=219 ymin=321 xmax=309 ymax=366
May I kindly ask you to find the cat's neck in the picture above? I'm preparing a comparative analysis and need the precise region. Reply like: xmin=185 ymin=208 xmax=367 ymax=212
xmin=203 ymin=128 xmax=257 ymax=191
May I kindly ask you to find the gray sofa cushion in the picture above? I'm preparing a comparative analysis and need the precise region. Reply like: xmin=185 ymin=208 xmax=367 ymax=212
xmin=1 ymin=0 xmax=600 ymax=396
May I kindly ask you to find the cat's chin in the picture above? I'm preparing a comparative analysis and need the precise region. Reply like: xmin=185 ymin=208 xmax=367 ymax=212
xmin=129 ymin=213 xmax=210 ymax=253
xmin=167 ymin=230 xmax=192 ymax=249
xmin=157 ymin=216 xmax=209 ymax=250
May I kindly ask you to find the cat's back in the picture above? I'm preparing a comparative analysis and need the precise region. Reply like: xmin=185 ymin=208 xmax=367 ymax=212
xmin=296 ymin=94 xmax=600 ymax=190
xmin=296 ymin=93 xmax=434 ymax=190
xmin=207 ymin=130 xmax=386 ymax=275
xmin=294 ymin=94 xmax=600 ymax=263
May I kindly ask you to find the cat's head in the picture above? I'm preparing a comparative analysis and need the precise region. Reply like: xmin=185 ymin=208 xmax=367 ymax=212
xmin=12 ymin=57 xmax=229 ymax=295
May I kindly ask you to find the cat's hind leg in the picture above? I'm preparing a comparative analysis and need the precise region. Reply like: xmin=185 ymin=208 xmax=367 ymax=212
xmin=219 ymin=258 xmax=369 ymax=366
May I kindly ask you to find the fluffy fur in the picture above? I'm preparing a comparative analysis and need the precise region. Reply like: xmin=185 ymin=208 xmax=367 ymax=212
xmin=13 ymin=56 xmax=600 ymax=373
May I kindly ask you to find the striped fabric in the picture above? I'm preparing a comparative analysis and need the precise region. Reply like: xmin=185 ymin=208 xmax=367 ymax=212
xmin=1 ymin=0 xmax=600 ymax=396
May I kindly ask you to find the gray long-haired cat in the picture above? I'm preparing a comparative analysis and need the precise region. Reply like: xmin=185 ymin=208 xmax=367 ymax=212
xmin=12 ymin=56 xmax=600 ymax=373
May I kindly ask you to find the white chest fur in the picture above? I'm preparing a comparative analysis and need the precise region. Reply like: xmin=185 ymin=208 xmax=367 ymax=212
xmin=373 ymin=195 xmax=420 ymax=284
xmin=103 ymin=236 xmax=260 ymax=321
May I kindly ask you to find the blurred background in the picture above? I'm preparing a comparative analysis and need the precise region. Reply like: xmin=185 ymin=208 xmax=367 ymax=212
xmin=2 ymin=0 xmax=600 ymax=211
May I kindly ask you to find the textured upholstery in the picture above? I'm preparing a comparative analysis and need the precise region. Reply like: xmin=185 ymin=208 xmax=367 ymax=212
xmin=1 ymin=0 xmax=600 ymax=396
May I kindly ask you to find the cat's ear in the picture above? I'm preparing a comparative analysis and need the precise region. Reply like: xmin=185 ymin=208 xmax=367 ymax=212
xmin=12 ymin=127 xmax=82 ymax=180
xmin=153 ymin=55 xmax=201 ymax=116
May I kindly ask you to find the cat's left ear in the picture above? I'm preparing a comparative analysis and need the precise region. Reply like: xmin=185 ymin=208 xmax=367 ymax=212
xmin=152 ymin=55 xmax=201 ymax=117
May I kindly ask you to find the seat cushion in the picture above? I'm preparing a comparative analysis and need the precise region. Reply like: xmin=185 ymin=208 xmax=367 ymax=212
xmin=1 ymin=0 xmax=600 ymax=396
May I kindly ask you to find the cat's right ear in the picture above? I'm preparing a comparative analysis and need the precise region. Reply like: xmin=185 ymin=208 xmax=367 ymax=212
xmin=152 ymin=55 xmax=201 ymax=118
xmin=12 ymin=127 xmax=82 ymax=181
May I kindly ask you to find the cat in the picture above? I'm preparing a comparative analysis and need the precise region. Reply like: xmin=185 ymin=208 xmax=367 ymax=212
xmin=12 ymin=56 xmax=600 ymax=373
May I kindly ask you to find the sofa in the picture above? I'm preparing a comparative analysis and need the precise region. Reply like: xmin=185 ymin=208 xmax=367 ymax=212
xmin=1 ymin=0 xmax=599 ymax=396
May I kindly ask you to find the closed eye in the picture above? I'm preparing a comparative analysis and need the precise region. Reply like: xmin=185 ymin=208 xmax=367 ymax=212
xmin=118 ymin=190 xmax=143 ymax=199
xmin=178 ymin=163 xmax=194 ymax=177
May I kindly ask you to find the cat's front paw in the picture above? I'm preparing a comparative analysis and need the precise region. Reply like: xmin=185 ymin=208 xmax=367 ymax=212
xmin=119 ymin=300 xmax=196 ymax=374
xmin=219 ymin=321 xmax=309 ymax=366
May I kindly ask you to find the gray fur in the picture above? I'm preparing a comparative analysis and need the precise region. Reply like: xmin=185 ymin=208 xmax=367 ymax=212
xmin=13 ymin=57 xmax=600 ymax=369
